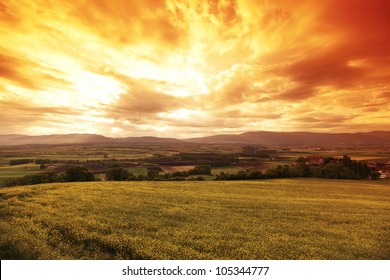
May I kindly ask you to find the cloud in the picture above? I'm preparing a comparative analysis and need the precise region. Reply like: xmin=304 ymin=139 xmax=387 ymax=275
xmin=0 ymin=0 xmax=389 ymax=137
xmin=97 ymin=73 xmax=189 ymax=126
xmin=274 ymin=0 xmax=390 ymax=101
xmin=0 ymin=51 xmax=71 ymax=91
xmin=291 ymin=113 xmax=354 ymax=124
xmin=0 ymin=98 xmax=84 ymax=134
xmin=0 ymin=53 xmax=40 ymax=89
xmin=0 ymin=1 xmax=20 ymax=25
xmin=379 ymin=92 xmax=390 ymax=99
xmin=67 ymin=0 xmax=185 ymax=49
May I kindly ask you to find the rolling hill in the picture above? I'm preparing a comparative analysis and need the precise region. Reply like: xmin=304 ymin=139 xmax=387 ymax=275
xmin=0 ymin=131 xmax=389 ymax=146
xmin=186 ymin=131 xmax=390 ymax=146
xmin=0 ymin=134 xmax=183 ymax=146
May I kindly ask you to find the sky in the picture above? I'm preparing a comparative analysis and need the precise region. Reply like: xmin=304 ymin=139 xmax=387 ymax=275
xmin=0 ymin=0 xmax=389 ymax=138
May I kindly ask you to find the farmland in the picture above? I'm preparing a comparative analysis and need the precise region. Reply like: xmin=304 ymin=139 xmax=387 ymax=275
xmin=1 ymin=143 xmax=390 ymax=183
xmin=0 ymin=179 xmax=389 ymax=259
xmin=0 ymin=164 xmax=41 ymax=183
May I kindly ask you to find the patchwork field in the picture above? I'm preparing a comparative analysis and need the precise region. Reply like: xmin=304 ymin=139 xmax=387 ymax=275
xmin=0 ymin=179 xmax=389 ymax=260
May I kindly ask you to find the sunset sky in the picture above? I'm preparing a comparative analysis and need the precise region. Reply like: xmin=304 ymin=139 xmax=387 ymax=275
xmin=0 ymin=0 xmax=389 ymax=138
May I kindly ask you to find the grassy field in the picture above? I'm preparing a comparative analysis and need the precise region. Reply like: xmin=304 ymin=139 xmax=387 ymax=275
xmin=0 ymin=179 xmax=389 ymax=260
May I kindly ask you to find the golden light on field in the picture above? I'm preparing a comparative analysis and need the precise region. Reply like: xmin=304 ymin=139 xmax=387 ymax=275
xmin=0 ymin=0 xmax=389 ymax=137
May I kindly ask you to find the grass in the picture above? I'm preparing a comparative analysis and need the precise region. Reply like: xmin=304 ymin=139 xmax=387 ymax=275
xmin=0 ymin=179 xmax=389 ymax=260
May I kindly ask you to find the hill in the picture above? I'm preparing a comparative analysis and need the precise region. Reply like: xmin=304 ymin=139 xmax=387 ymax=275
xmin=0 ymin=179 xmax=389 ymax=259
xmin=0 ymin=134 xmax=111 ymax=146
xmin=186 ymin=131 xmax=390 ymax=146
xmin=121 ymin=136 xmax=183 ymax=144
xmin=0 ymin=131 xmax=389 ymax=146
xmin=0 ymin=134 xmax=183 ymax=146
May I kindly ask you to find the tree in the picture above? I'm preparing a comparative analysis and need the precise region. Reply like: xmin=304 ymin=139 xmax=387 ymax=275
xmin=64 ymin=166 xmax=95 ymax=182
xmin=106 ymin=168 xmax=130 ymax=181
xmin=276 ymin=165 xmax=291 ymax=178
xmin=146 ymin=169 xmax=159 ymax=180
xmin=322 ymin=163 xmax=342 ymax=179
xmin=188 ymin=165 xmax=212 ymax=175
xmin=300 ymin=164 xmax=311 ymax=177
xmin=248 ymin=171 xmax=264 ymax=179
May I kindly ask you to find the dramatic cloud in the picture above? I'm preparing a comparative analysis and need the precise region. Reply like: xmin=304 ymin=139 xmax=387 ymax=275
xmin=0 ymin=0 xmax=389 ymax=137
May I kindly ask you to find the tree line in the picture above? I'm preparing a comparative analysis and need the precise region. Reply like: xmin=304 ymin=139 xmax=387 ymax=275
xmin=105 ymin=165 xmax=211 ymax=181
xmin=215 ymin=156 xmax=376 ymax=180
xmin=2 ymin=166 xmax=95 ymax=187
xmin=1 ymin=165 xmax=211 ymax=187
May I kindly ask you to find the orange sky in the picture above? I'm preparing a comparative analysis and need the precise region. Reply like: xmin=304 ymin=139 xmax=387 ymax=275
xmin=0 ymin=0 xmax=389 ymax=137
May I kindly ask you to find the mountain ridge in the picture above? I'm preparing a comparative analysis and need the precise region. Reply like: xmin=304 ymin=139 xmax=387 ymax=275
xmin=0 ymin=131 xmax=389 ymax=146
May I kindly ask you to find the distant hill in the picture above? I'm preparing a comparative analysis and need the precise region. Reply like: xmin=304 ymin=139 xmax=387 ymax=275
xmin=185 ymin=131 xmax=390 ymax=146
xmin=0 ymin=134 xmax=183 ymax=146
xmin=0 ymin=134 xmax=112 ymax=146
xmin=121 ymin=136 xmax=183 ymax=144
xmin=0 ymin=131 xmax=389 ymax=146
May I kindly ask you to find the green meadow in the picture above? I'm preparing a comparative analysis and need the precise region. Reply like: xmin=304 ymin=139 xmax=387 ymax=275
xmin=0 ymin=179 xmax=389 ymax=260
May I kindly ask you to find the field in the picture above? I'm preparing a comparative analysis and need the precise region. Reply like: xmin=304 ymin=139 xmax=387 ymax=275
xmin=0 ymin=164 xmax=41 ymax=183
xmin=1 ymin=143 xmax=390 ymax=183
xmin=0 ymin=179 xmax=389 ymax=260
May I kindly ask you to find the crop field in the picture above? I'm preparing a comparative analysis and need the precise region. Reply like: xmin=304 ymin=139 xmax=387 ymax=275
xmin=125 ymin=167 xmax=148 ymax=175
xmin=0 ymin=179 xmax=389 ymax=260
